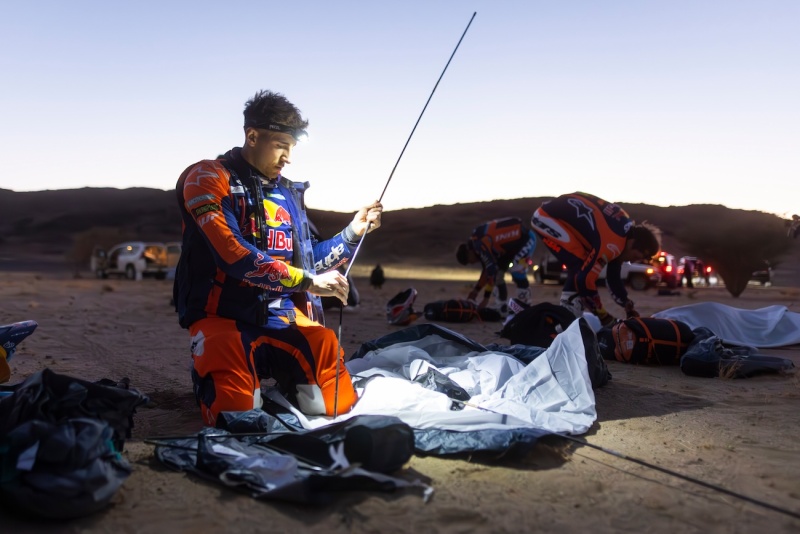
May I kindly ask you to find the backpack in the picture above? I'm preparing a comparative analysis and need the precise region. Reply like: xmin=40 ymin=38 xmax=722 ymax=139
xmin=497 ymin=302 xmax=578 ymax=348
xmin=603 ymin=317 xmax=695 ymax=365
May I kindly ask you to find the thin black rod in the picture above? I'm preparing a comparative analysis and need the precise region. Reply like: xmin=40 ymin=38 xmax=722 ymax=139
xmin=378 ymin=10 xmax=477 ymax=203
xmin=343 ymin=11 xmax=476 ymax=278
xmin=334 ymin=12 xmax=477 ymax=418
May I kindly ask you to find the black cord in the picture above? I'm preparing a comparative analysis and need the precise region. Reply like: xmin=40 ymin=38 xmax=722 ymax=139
xmin=333 ymin=12 xmax=478 ymax=418
xmin=557 ymin=433 xmax=800 ymax=521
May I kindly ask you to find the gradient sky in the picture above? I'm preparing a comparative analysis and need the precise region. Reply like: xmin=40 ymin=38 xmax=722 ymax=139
xmin=1 ymin=1 xmax=797 ymax=217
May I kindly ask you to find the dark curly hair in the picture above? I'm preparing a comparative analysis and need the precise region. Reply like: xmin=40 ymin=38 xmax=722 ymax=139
xmin=627 ymin=222 xmax=661 ymax=259
xmin=243 ymin=90 xmax=309 ymax=132
xmin=455 ymin=242 xmax=470 ymax=265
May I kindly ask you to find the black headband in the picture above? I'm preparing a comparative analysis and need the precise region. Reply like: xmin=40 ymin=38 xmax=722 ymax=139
xmin=244 ymin=120 xmax=307 ymax=141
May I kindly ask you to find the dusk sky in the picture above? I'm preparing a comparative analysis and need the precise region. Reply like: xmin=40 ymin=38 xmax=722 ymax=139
xmin=1 ymin=1 xmax=797 ymax=218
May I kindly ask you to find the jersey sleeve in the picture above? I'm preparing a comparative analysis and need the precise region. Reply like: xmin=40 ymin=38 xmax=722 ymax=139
xmin=311 ymin=231 xmax=357 ymax=274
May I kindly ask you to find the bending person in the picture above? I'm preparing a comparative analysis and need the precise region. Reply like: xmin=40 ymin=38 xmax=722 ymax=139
xmin=530 ymin=192 xmax=660 ymax=326
xmin=456 ymin=217 xmax=537 ymax=312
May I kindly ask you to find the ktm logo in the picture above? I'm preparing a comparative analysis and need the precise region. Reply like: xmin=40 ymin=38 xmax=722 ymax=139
xmin=543 ymin=237 xmax=562 ymax=252
xmin=495 ymin=229 xmax=521 ymax=242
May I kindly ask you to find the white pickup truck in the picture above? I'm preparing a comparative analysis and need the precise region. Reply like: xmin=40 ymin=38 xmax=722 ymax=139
xmin=90 ymin=241 xmax=172 ymax=280
xmin=598 ymin=261 xmax=660 ymax=291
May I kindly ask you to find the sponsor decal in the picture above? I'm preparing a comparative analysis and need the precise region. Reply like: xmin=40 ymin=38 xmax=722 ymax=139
xmin=230 ymin=185 xmax=245 ymax=194
xmin=532 ymin=214 xmax=570 ymax=242
xmin=266 ymin=192 xmax=287 ymax=200
xmin=197 ymin=213 xmax=219 ymax=227
xmin=190 ymin=330 xmax=206 ymax=356
xmin=567 ymin=198 xmax=595 ymax=230
xmin=602 ymin=203 xmax=620 ymax=217
xmin=193 ymin=203 xmax=220 ymax=218
xmin=314 ymin=243 xmax=346 ymax=271
xmin=263 ymin=200 xmax=292 ymax=228
xmin=495 ymin=229 xmax=521 ymax=242
xmin=542 ymin=237 xmax=562 ymax=252
xmin=246 ymin=253 xmax=290 ymax=282
xmin=266 ymin=229 xmax=293 ymax=251
xmin=186 ymin=193 xmax=216 ymax=208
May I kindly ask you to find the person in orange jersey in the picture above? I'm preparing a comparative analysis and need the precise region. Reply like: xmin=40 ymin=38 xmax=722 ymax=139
xmin=174 ymin=90 xmax=382 ymax=426
xmin=530 ymin=192 xmax=660 ymax=326
xmin=455 ymin=217 xmax=537 ymax=313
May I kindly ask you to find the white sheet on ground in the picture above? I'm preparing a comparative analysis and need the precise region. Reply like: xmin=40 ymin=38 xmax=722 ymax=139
xmin=652 ymin=302 xmax=800 ymax=348
xmin=282 ymin=319 xmax=597 ymax=436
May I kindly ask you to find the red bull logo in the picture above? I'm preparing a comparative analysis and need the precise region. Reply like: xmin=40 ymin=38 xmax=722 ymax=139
xmin=267 ymin=229 xmax=292 ymax=251
xmin=263 ymin=200 xmax=292 ymax=228
xmin=246 ymin=253 xmax=290 ymax=283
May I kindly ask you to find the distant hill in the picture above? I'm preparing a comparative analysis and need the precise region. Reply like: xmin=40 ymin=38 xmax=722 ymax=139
xmin=1 ymin=188 xmax=796 ymax=277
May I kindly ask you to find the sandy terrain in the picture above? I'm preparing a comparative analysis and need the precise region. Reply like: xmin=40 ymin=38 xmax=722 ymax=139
xmin=1 ymin=265 xmax=799 ymax=533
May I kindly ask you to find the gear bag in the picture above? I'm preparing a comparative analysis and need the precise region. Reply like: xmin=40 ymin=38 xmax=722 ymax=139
xmin=423 ymin=299 xmax=478 ymax=322
xmin=601 ymin=317 xmax=695 ymax=365
xmin=679 ymin=327 xmax=795 ymax=378
xmin=154 ymin=412 xmax=427 ymax=504
xmin=497 ymin=302 xmax=578 ymax=348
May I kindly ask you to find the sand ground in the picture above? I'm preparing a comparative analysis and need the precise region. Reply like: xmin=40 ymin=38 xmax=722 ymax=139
xmin=1 ymin=266 xmax=799 ymax=533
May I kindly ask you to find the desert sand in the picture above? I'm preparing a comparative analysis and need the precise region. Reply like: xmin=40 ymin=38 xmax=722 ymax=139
xmin=1 ymin=264 xmax=799 ymax=534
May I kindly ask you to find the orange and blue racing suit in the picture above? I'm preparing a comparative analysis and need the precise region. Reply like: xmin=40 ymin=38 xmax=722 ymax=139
xmin=466 ymin=217 xmax=537 ymax=304
xmin=530 ymin=192 xmax=633 ymax=316
xmin=173 ymin=148 xmax=360 ymax=426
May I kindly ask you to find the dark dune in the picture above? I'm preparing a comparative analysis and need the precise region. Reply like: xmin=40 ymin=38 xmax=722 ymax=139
xmin=1 ymin=188 xmax=797 ymax=285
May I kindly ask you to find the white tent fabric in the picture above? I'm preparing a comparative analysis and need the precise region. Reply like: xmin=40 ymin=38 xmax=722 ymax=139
xmin=652 ymin=303 xmax=800 ymax=348
xmin=271 ymin=319 xmax=598 ymax=436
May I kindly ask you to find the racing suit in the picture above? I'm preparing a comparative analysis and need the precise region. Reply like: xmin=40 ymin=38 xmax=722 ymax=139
xmin=530 ymin=192 xmax=633 ymax=323
xmin=466 ymin=217 xmax=537 ymax=306
xmin=173 ymin=148 xmax=360 ymax=426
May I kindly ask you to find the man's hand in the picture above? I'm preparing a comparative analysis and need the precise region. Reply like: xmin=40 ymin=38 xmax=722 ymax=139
xmin=308 ymin=270 xmax=350 ymax=305
xmin=350 ymin=201 xmax=383 ymax=236
xmin=624 ymin=299 xmax=640 ymax=319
